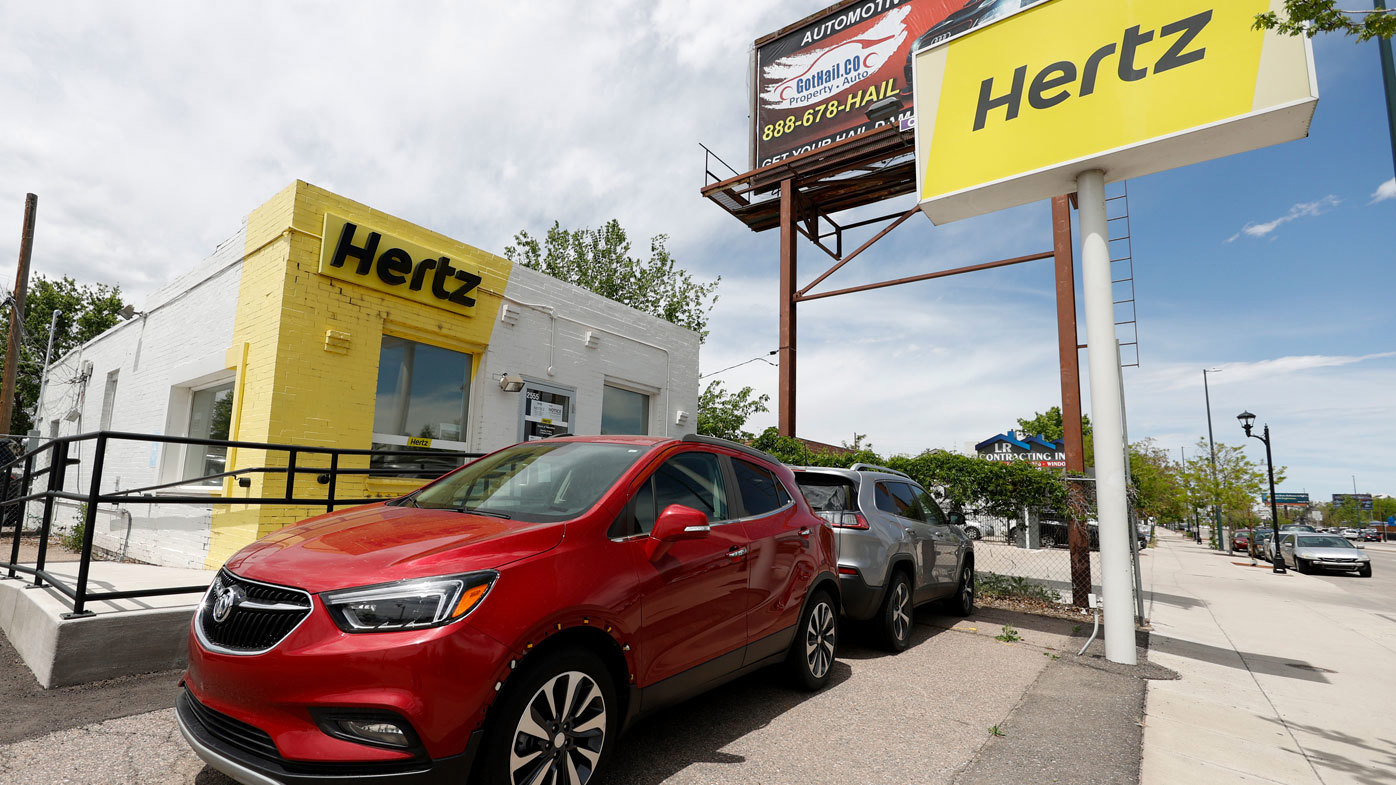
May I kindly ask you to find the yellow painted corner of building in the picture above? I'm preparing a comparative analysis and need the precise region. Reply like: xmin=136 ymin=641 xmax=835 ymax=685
xmin=209 ymin=181 xmax=520 ymax=562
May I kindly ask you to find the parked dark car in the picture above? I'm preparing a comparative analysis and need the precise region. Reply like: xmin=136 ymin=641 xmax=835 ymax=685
xmin=179 ymin=435 xmax=840 ymax=785
xmin=1026 ymin=517 xmax=1148 ymax=550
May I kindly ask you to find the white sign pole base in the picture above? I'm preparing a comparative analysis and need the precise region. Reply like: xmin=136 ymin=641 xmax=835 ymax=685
xmin=1077 ymin=169 xmax=1137 ymax=666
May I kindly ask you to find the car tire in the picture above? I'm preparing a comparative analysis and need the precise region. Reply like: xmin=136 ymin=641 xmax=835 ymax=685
xmin=1358 ymin=564 xmax=1372 ymax=578
xmin=478 ymin=648 xmax=618 ymax=785
xmin=1294 ymin=556 xmax=1309 ymax=574
xmin=1040 ymin=531 xmax=1059 ymax=549
xmin=965 ymin=526 xmax=982 ymax=541
xmin=787 ymin=589 xmax=838 ymax=691
xmin=947 ymin=561 xmax=974 ymax=617
xmin=877 ymin=571 xmax=914 ymax=653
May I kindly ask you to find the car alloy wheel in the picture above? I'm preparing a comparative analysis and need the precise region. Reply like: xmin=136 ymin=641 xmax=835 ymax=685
xmin=806 ymin=601 xmax=836 ymax=680
xmin=879 ymin=573 xmax=913 ymax=652
xmin=953 ymin=563 xmax=974 ymax=617
xmin=891 ymin=581 xmax=911 ymax=643
xmin=508 ymin=670 xmax=607 ymax=785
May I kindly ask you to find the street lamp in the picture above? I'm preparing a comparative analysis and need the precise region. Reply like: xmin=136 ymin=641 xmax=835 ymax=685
xmin=1237 ymin=410 xmax=1286 ymax=574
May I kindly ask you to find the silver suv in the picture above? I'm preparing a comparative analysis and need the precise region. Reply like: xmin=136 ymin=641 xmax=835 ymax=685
xmin=793 ymin=464 xmax=974 ymax=651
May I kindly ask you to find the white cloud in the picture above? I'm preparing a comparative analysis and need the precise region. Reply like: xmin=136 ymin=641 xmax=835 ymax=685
xmin=1225 ymin=195 xmax=1340 ymax=242
xmin=1372 ymin=178 xmax=1396 ymax=204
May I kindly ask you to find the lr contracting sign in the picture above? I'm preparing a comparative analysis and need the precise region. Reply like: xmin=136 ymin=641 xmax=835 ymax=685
xmin=912 ymin=0 xmax=1318 ymax=223
xmin=976 ymin=430 xmax=1066 ymax=468
xmin=753 ymin=0 xmax=1028 ymax=168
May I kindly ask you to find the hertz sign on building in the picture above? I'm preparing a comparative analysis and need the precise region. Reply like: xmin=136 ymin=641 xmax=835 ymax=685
xmin=33 ymin=182 xmax=700 ymax=568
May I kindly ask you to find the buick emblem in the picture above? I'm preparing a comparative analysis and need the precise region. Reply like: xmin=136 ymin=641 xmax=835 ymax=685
xmin=211 ymin=585 xmax=245 ymax=623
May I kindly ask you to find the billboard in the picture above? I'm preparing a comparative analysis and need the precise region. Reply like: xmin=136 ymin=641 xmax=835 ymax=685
xmin=912 ymin=0 xmax=1318 ymax=224
xmin=752 ymin=0 xmax=1039 ymax=169
xmin=1332 ymin=494 xmax=1374 ymax=511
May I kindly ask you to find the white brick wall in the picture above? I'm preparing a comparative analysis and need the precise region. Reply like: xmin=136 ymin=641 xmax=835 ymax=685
xmin=32 ymin=226 xmax=246 ymax=569
xmin=476 ymin=265 xmax=700 ymax=449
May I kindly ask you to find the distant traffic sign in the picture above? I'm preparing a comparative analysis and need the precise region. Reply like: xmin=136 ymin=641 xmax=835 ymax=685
xmin=1264 ymin=492 xmax=1309 ymax=506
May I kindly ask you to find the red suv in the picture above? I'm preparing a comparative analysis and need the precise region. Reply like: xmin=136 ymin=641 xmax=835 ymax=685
xmin=178 ymin=435 xmax=838 ymax=785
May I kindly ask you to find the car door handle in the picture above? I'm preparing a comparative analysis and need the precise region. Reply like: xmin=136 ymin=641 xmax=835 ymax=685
xmin=727 ymin=546 xmax=748 ymax=558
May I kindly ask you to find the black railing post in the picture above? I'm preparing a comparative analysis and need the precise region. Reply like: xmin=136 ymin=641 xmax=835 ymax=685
xmin=67 ymin=434 xmax=106 ymax=618
xmin=326 ymin=453 xmax=339 ymax=513
xmin=32 ymin=441 xmax=68 ymax=588
xmin=284 ymin=449 xmax=297 ymax=502
xmin=8 ymin=453 xmax=34 ymax=578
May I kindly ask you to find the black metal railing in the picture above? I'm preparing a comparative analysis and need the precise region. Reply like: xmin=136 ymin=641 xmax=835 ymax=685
xmin=0 ymin=431 xmax=480 ymax=618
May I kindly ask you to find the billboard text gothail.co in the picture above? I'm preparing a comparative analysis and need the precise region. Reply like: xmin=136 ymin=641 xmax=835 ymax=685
xmin=752 ymin=0 xmax=1039 ymax=169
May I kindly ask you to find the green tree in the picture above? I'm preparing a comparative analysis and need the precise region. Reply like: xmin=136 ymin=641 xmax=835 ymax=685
xmin=1254 ymin=1 xmax=1396 ymax=41
xmin=696 ymin=381 xmax=769 ymax=441
xmin=1128 ymin=439 xmax=1187 ymax=523
xmin=0 ymin=275 xmax=127 ymax=435
xmin=504 ymin=220 xmax=720 ymax=340
xmin=1016 ymin=405 xmax=1093 ymax=466
xmin=1182 ymin=439 xmax=1287 ymax=542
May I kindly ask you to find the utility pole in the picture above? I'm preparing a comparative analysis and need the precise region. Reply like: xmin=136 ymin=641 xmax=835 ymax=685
xmin=0 ymin=194 xmax=38 ymax=435
xmin=1203 ymin=368 xmax=1224 ymax=550
xmin=33 ymin=308 xmax=60 ymax=438
xmin=1378 ymin=1 xmax=1396 ymax=178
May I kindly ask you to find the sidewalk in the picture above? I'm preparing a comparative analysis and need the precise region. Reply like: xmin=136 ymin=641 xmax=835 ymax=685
xmin=1141 ymin=531 xmax=1396 ymax=784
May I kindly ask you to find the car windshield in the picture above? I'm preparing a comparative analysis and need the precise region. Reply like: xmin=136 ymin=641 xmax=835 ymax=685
xmin=1296 ymin=535 xmax=1353 ymax=549
xmin=411 ymin=441 xmax=649 ymax=522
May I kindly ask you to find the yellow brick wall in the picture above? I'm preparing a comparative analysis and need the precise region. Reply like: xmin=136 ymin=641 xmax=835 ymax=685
xmin=206 ymin=181 xmax=513 ymax=567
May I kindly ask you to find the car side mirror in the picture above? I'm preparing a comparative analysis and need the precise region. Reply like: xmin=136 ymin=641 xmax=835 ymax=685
xmin=651 ymin=504 xmax=710 ymax=542
xmin=948 ymin=512 xmax=966 ymax=527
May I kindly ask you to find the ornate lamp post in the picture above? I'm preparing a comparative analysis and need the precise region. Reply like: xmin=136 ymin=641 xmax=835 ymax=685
xmin=1237 ymin=410 xmax=1285 ymax=574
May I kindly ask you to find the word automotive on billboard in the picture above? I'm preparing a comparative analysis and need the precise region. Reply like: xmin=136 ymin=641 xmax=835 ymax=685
xmin=912 ymin=0 xmax=1317 ymax=224
xmin=753 ymin=0 xmax=1035 ymax=169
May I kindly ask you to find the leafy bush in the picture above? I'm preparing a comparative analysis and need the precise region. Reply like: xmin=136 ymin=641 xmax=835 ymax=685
xmin=975 ymin=572 xmax=1062 ymax=604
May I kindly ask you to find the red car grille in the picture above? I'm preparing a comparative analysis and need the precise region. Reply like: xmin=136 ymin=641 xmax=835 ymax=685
xmin=197 ymin=570 xmax=312 ymax=653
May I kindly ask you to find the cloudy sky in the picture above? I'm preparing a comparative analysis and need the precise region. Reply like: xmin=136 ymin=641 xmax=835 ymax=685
xmin=0 ymin=1 xmax=1391 ymax=500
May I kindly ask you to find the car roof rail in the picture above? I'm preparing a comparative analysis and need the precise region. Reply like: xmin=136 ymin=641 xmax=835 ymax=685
xmin=849 ymin=462 xmax=910 ymax=479
xmin=679 ymin=434 xmax=783 ymax=466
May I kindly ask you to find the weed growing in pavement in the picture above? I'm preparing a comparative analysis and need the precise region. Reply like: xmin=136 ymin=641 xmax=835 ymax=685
xmin=1043 ymin=652 xmax=1059 ymax=660
xmin=59 ymin=505 xmax=87 ymax=552
xmin=1072 ymin=624 xmax=1081 ymax=635
xmin=995 ymin=625 xmax=1022 ymax=643
xmin=975 ymin=572 xmax=1062 ymax=604
xmin=989 ymin=725 xmax=1005 ymax=737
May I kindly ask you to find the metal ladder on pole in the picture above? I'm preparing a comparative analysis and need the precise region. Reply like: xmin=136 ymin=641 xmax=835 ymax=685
xmin=1108 ymin=182 xmax=1140 ymax=368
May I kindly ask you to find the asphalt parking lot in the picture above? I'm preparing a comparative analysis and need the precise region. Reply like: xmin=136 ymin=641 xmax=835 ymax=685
xmin=0 ymin=603 xmax=1152 ymax=785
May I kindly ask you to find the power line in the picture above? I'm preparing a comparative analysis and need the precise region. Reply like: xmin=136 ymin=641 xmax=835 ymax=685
xmin=700 ymin=351 xmax=778 ymax=379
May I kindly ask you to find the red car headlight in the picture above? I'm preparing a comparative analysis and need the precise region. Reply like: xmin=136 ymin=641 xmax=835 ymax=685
xmin=321 ymin=572 xmax=496 ymax=633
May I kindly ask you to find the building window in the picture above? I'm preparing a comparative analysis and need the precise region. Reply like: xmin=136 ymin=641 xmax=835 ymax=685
xmin=372 ymin=336 xmax=472 ymax=475
xmin=183 ymin=382 xmax=234 ymax=486
xmin=99 ymin=370 xmax=119 ymax=431
xmin=600 ymin=385 xmax=650 ymax=435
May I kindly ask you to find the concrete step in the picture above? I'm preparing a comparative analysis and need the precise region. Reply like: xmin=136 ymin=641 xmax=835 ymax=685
xmin=0 ymin=562 xmax=214 ymax=688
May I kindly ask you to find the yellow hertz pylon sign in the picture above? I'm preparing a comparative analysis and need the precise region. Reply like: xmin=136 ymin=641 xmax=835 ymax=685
xmin=913 ymin=0 xmax=1317 ymax=224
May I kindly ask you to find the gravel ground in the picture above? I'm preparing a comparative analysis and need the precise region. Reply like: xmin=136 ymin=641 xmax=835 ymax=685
xmin=0 ymin=604 xmax=1148 ymax=785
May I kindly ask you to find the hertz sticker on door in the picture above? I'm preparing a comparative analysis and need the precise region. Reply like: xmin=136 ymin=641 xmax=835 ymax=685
xmin=913 ymin=0 xmax=1317 ymax=224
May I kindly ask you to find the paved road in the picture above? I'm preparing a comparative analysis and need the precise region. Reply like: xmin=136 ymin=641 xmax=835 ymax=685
xmin=0 ymin=598 xmax=1161 ymax=785
xmin=1302 ymin=547 xmax=1396 ymax=613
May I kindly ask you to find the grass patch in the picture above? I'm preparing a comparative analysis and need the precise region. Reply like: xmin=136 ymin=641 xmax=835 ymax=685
xmin=975 ymin=572 xmax=1062 ymax=604
xmin=995 ymin=625 xmax=1021 ymax=643
xmin=989 ymin=725 xmax=1005 ymax=737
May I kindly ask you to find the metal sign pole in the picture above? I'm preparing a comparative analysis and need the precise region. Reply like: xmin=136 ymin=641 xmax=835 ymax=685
xmin=1078 ymin=170 xmax=1135 ymax=665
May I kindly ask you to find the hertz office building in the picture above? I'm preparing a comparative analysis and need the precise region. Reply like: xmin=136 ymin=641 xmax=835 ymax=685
xmin=34 ymin=182 xmax=700 ymax=569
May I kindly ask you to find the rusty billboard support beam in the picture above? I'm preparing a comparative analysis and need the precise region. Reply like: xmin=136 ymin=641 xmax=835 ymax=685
xmin=778 ymin=179 xmax=797 ymax=437
xmin=797 ymin=206 xmax=920 ymax=297
xmin=794 ymin=250 xmax=1053 ymax=303
xmin=1053 ymin=195 xmax=1091 ymax=609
